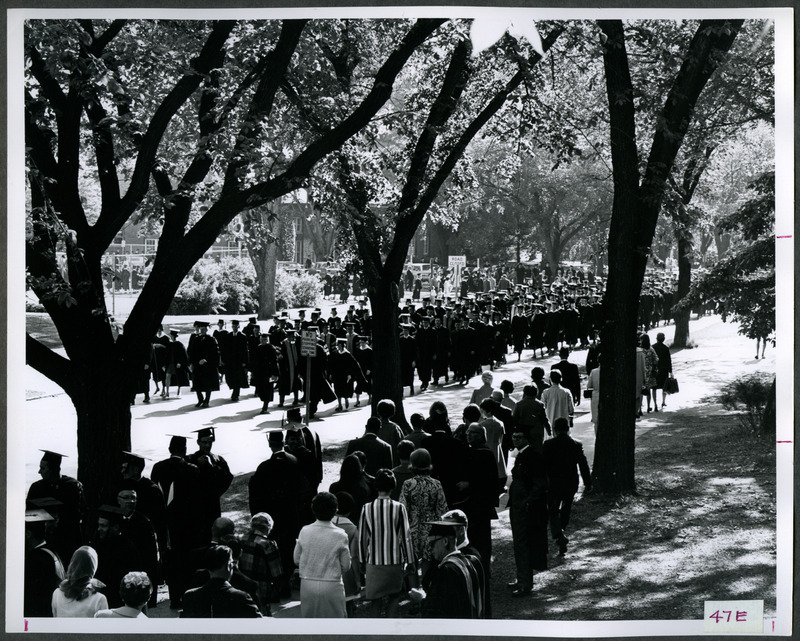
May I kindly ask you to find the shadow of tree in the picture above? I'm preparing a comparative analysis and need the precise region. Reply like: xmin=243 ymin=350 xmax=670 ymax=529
xmin=489 ymin=411 xmax=776 ymax=620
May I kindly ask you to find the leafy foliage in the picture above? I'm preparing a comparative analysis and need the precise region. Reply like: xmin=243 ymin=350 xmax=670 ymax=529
xmin=274 ymin=268 xmax=323 ymax=310
xmin=717 ymin=371 xmax=776 ymax=435
xmin=167 ymin=256 xmax=258 ymax=315
xmin=678 ymin=171 xmax=774 ymax=341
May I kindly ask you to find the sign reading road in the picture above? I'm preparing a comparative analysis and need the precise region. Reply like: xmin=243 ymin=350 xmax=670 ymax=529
xmin=301 ymin=330 xmax=317 ymax=357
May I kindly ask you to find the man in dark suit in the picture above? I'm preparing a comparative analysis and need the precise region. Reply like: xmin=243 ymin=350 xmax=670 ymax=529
xmin=118 ymin=451 xmax=167 ymax=561
xmin=181 ymin=545 xmax=262 ymax=618
xmin=542 ymin=417 xmax=592 ymax=556
xmin=421 ymin=425 xmax=468 ymax=506
xmin=551 ymin=347 xmax=581 ymax=405
xmin=346 ymin=416 xmax=393 ymax=474
xmin=512 ymin=385 xmax=551 ymax=453
xmin=506 ymin=425 xmax=548 ymax=597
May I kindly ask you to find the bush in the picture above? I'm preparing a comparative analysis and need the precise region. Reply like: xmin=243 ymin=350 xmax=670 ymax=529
xmin=275 ymin=269 xmax=322 ymax=310
xmin=169 ymin=256 xmax=258 ymax=315
xmin=717 ymin=372 xmax=776 ymax=435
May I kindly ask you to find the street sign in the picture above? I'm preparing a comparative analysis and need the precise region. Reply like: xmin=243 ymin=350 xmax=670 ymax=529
xmin=301 ymin=330 xmax=317 ymax=357
xmin=448 ymin=255 xmax=466 ymax=267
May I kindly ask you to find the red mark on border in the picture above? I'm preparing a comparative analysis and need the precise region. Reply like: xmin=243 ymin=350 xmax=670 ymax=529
xmin=776 ymin=440 xmax=792 ymax=443
xmin=776 ymin=235 xmax=792 ymax=238
xmin=24 ymin=620 xmax=28 ymax=631
xmin=773 ymin=621 xmax=775 ymax=632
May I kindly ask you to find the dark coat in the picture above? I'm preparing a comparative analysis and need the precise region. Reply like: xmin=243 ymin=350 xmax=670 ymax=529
xmin=250 ymin=343 xmax=280 ymax=403
xmin=551 ymin=360 xmax=581 ymax=404
xmin=512 ymin=396 xmax=551 ymax=449
xmin=542 ymin=432 xmax=592 ymax=495
xmin=399 ymin=334 xmax=418 ymax=386
xmin=166 ymin=339 xmax=191 ymax=386
xmin=420 ymin=432 xmax=468 ymax=505
xmin=328 ymin=348 xmax=364 ymax=399
xmin=346 ymin=433 xmax=393 ymax=476
xmin=222 ymin=331 xmax=250 ymax=389
xmin=186 ymin=451 xmax=233 ymax=543
xmin=249 ymin=451 xmax=304 ymax=543
xmin=180 ymin=577 xmax=262 ymax=618
xmin=25 ymin=545 xmax=63 ymax=617
xmin=188 ymin=334 xmax=220 ymax=392
xmin=353 ymin=345 xmax=373 ymax=394
xmin=151 ymin=455 xmax=200 ymax=549
xmin=455 ymin=445 xmax=499 ymax=520
xmin=92 ymin=532 xmax=144 ymax=608
xmin=118 ymin=476 xmax=167 ymax=554
xmin=27 ymin=475 xmax=87 ymax=565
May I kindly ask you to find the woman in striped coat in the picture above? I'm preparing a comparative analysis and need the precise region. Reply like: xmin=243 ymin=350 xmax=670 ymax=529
xmin=359 ymin=469 xmax=416 ymax=617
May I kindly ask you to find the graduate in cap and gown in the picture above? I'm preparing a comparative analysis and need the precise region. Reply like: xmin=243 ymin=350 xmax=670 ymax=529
xmin=188 ymin=321 xmax=220 ymax=407
xmin=27 ymin=450 xmax=87 ymax=565
xmin=186 ymin=427 xmax=233 ymax=545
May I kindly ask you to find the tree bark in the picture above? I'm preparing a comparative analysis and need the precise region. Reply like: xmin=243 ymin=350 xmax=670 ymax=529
xmin=366 ymin=279 xmax=408 ymax=428
xmin=672 ymin=233 xmax=693 ymax=347
xmin=593 ymin=19 xmax=742 ymax=495
xmin=248 ymin=216 xmax=282 ymax=319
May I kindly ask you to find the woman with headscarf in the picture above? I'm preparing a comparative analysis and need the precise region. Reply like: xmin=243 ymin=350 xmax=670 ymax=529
xmin=52 ymin=546 xmax=108 ymax=617
xmin=398 ymin=449 xmax=448 ymax=579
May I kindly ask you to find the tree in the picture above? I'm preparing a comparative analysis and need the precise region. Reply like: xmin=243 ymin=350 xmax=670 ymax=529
xmin=25 ymin=17 xmax=447 ymax=504
xmin=309 ymin=19 xmax=565 ymax=423
xmin=648 ymin=20 xmax=773 ymax=347
xmin=593 ymin=19 xmax=744 ymax=494
xmin=678 ymin=171 xmax=774 ymax=344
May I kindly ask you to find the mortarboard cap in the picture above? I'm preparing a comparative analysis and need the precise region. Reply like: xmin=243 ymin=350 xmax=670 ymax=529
xmin=196 ymin=321 xmax=210 ymax=328
xmin=268 ymin=430 xmax=284 ymax=444
xmin=168 ymin=434 xmax=187 ymax=449
xmin=98 ymin=504 xmax=126 ymax=522
xmin=39 ymin=450 xmax=66 ymax=466
xmin=231 ymin=319 xmax=240 ymax=326
xmin=192 ymin=427 xmax=215 ymax=440
xmin=425 ymin=521 xmax=459 ymax=538
xmin=121 ymin=450 xmax=148 ymax=465
xmin=27 ymin=497 xmax=63 ymax=515
xmin=169 ymin=329 xmax=179 ymax=337
xmin=286 ymin=407 xmax=302 ymax=423
xmin=25 ymin=509 xmax=55 ymax=523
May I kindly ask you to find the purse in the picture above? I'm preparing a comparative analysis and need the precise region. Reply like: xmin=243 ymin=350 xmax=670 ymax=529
xmin=583 ymin=389 xmax=592 ymax=399
xmin=665 ymin=376 xmax=679 ymax=394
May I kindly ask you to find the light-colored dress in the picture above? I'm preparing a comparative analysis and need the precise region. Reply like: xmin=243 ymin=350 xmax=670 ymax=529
xmin=94 ymin=606 xmax=147 ymax=618
xmin=293 ymin=520 xmax=351 ymax=618
xmin=587 ymin=366 xmax=601 ymax=429
xmin=52 ymin=589 xmax=108 ymax=617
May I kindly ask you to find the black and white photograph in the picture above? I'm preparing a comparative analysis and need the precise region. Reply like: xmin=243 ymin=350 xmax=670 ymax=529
xmin=7 ymin=4 xmax=793 ymax=636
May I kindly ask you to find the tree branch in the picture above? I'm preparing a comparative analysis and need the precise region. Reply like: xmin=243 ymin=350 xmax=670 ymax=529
xmin=93 ymin=20 xmax=236 ymax=248
xmin=26 ymin=334 xmax=78 ymax=398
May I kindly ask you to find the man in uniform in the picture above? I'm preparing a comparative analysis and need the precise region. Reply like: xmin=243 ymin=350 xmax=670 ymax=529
xmin=27 ymin=450 xmax=87 ymax=565
xmin=188 ymin=321 xmax=220 ymax=408
xmin=187 ymin=427 xmax=233 ymax=544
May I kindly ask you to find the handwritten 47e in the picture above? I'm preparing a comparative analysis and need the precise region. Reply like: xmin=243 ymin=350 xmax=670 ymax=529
xmin=709 ymin=610 xmax=748 ymax=623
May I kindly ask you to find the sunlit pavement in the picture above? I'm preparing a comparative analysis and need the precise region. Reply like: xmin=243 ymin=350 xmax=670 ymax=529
xmin=21 ymin=310 xmax=777 ymax=492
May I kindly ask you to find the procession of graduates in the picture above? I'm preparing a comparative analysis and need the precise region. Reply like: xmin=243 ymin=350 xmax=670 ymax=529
xmin=23 ymin=260 xmax=678 ymax=621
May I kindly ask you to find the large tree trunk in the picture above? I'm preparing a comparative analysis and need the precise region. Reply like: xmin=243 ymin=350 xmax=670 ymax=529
xmin=74 ymin=374 xmax=133 ymax=509
xmin=672 ymin=233 xmax=693 ymax=347
xmin=593 ymin=19 xmax=741 ymax=495
xmin=249 ymin=217 xmax=282 ymax=319
xmin=367 ymin=278 xmax=408 ymax=429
